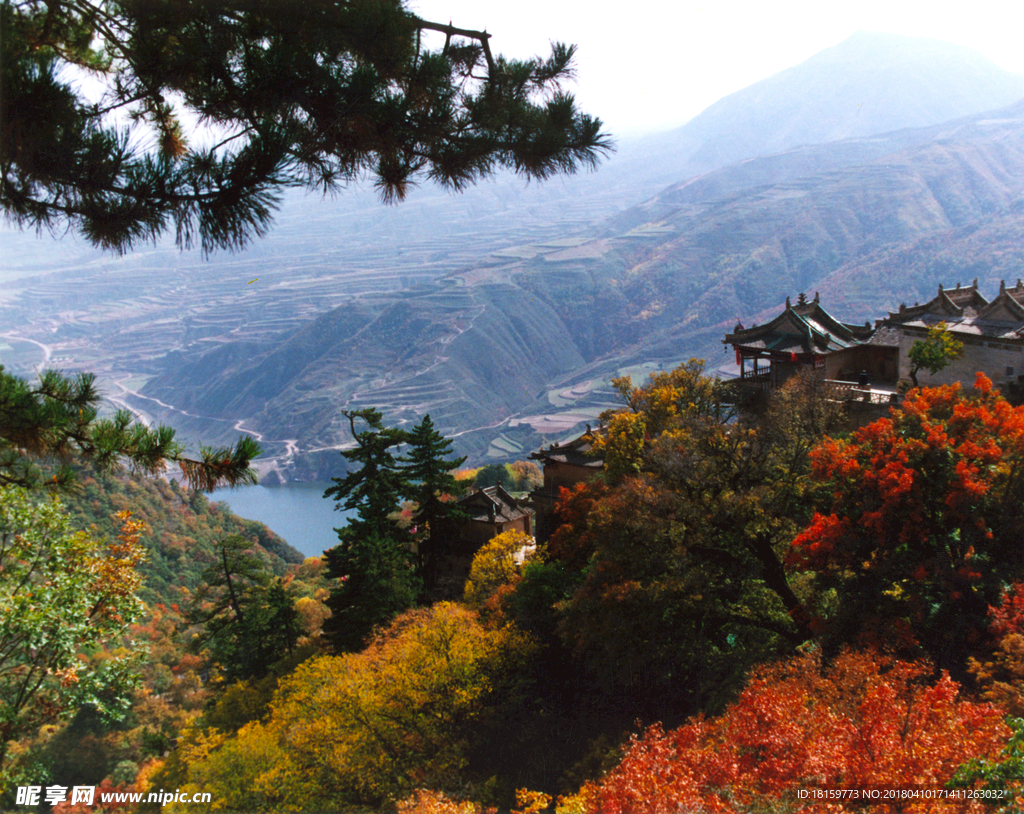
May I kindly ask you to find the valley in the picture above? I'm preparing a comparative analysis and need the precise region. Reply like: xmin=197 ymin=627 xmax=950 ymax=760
xmin=3 ymin=32 xmax=1024 ymax=481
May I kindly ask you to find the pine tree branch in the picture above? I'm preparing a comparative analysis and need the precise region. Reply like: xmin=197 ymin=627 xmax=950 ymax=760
xmin=413 ymin=18 xmax=495 ymax=73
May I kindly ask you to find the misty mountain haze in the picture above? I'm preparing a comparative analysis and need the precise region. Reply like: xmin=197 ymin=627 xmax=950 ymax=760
xmin=2 ymin=31 xmax=1024 ymax=480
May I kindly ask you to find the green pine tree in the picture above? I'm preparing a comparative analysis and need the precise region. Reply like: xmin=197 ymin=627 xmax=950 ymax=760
xmin=2 ymin=0 xmax=612 ymax=255
xmin=401 ymin=414 xmax=469 ymax=593
xmin=322 ymin=409 xmax=418 ymax=652
xmin=190 ymin=535 xmax=300 ymax=680
xmin=0 ymin=366 xmax=260 ymax=492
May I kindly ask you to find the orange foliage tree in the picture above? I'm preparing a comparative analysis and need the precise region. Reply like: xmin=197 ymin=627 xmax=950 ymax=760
xmin=969 ymin=582 xmax=1024 ymax=717
xmin=571 ymin=649 xmax=1012 ymax=814
xmin=789 ymin=375 xmax=1024 ymax=668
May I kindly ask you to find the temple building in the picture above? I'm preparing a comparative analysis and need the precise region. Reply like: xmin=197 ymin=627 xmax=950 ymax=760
xmin=723 ymin=292 xmax=895 ymax=391
xmin=455 ymin=484 xmax=534 ymax=549
xmin=429 ymin=485 xmax=536 ymax=599
xmin=882 ymin=279 xmax=1024 ymax=388
xmin=724 ymin=281 xmax=1024 ymax=395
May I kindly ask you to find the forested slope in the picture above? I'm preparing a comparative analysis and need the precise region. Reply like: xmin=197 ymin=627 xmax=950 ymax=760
xmin=60 ymin=468 xmax=303 ymax=604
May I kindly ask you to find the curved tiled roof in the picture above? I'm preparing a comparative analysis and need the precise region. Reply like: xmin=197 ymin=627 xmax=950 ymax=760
xmin=529 ymin=430 xmax=605 ymax=468
xmin=459 ymin=484 xmax=534 ymax=524
xmin=724 ymin=293 xmax=872 ymax=355
xmin=886 ymin=280 xmax=1024 ymax=342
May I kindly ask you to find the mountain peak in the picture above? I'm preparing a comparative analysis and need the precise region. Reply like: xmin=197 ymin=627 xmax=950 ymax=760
xmin=804 ymin=30 xmax=1019 ymax=73
xmin=657 ymin=31 xmax=1024 ymax=177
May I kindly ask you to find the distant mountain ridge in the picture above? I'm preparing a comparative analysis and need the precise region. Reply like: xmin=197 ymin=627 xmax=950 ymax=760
xmin=5 ymin=32 xmax=1024 ymax=480
xmin=604 ymin=31 xmax=1024 ymax=194
xmin=142 ymin=96 xmax=1024 ymax=479
xmin=684 ymin=32 xmax=1024 ymax=157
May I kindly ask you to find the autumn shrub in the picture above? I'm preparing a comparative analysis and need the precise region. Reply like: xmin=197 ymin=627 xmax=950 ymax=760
xmin=569 ymin=648 xmax=1012 ymax=814
xmin=969 ymin=583 xmax=1024 ymax=717
xmin=397 ymin=788 xmax=491 ymax=813
xmin=164 ymin=603 xmax=536 ymax=811
xmin=464 ymin=529 xmax=535 ymax=609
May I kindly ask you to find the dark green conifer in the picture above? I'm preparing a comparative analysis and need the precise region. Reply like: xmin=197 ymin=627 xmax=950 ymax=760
xmin=322 ymin=409 xmax=417 ymax=651
xmin=401 ymin=414 xmax=468 ymax=592
xmin=2 ymin=0 xmax=612 ymax=255
xmin=190 ymin=535 xmax=300 ymax=680
xmin=0 ymin=366 xmax=260 ymax=491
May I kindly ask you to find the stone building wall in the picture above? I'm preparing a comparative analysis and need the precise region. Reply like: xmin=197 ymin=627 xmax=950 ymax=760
xmin=898 ymin=329 xmax=1024 ymax=388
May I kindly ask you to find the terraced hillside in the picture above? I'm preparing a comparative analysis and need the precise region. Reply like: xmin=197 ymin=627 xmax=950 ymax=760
xmin=3 ymin=33 xmax=1023 ymax=480
xmin=132 ymin=103 xmax=1024 ymax=479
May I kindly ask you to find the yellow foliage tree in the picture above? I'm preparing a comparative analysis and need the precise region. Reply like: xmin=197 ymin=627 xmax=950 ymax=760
xmin=596 ymin=411 xmax=646 ymax=482
xmin=595 ymin=359 xmax=734 ymax=482
xmin=608 ymin=358 xmax=730 ymax=437
xmin=464 ymin=530 xmax=535 ymax=609
xmin=168 ymin=603 xmax=535 ymax=811
xmin=293 ymin=595 xmax=331 ymax=643
xmin=397 ymin=789 xmax=492 ymax=814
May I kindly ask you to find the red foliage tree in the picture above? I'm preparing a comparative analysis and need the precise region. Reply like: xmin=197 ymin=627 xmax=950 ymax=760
xmin=789 ymin=375 xmax=1024 ymax=667
xmin=574 ymin=649 xmax=1011 ymax=814
xmin=548 ymin=481 xmax=609 ymax=571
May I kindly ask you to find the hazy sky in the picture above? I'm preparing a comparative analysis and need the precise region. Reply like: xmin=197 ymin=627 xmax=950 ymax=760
xmin=409 ymin=0 xmax=1024 ymax=136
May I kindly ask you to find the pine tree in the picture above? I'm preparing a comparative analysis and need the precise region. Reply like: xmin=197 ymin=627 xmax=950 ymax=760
xmin=2 ymin=0 xmax=612 ymax=255
xmin=0 ymin=366 xmax=259 ymax=491
xmin=322 ymin=409 xmax=417 ymax=651
xmin=189 ymin=535 xmax=299 ymax=680
xmin=401 ymin=414 xmax=468 ymax=593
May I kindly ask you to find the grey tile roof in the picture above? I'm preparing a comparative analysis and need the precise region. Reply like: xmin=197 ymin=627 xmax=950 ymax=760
xmin=459 ymin=485 xmax=534 ymax=524
xmin=530 ymin=430 xmax=605 ymax=468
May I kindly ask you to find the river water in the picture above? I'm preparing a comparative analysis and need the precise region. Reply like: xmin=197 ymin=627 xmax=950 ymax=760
xmin=209 ymin=481 xmax=354 ymax=559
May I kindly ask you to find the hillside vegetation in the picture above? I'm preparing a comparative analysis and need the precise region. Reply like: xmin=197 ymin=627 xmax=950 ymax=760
xmin=100 ymin=367 xmax=1024 ymax=812
xmin=59 ymin=467 xmax=303 ymax=605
